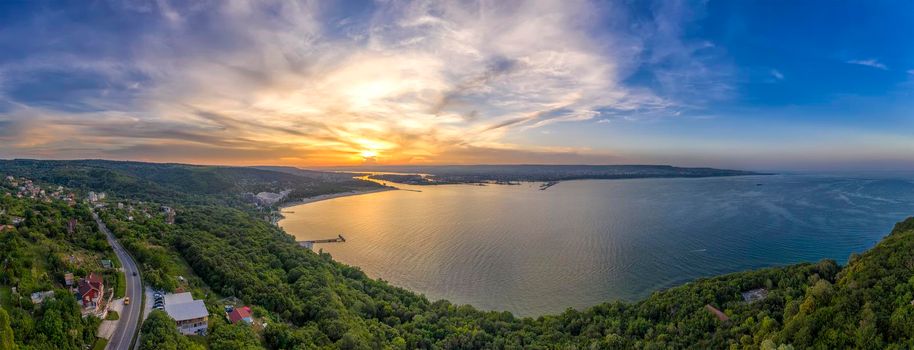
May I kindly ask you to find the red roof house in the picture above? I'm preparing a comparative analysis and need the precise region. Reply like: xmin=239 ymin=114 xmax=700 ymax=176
xmin=228 ymin=306 xmax=253 ymax=324
xmin=705 ymin=304 xmax=729 ymax=322
xmin=77 ymin=273 xmax=104 ymax=310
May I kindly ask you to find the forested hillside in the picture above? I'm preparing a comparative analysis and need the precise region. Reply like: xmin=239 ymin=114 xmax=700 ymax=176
xmin=0 ymin=178 xmax=118 ymax=349
xmin=0 ymin=159 xmax=382 ymax=206
xmin=2 ymin=160 xmax=913 ymax=349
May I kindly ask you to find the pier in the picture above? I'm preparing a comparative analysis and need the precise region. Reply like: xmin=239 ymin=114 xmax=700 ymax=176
xmin=298 ymin=234 xmax=346 ymax=249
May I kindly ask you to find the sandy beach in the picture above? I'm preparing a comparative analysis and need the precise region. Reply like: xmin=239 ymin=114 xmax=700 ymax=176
xmin=278 ymin=187 xmax=396 ymax=211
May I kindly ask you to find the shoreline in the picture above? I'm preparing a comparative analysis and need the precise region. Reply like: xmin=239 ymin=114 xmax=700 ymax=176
xmin=272 ymin=187 xmax=396 ymax=226
xmin=277 ymin=187 xmax=396 ymax=212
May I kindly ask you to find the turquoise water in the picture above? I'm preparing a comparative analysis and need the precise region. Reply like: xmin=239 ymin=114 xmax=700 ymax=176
xmin=279 ymin=175 xmax=914 ymax=316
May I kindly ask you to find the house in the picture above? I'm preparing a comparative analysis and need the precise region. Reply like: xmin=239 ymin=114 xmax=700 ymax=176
xmin=163 ymin=292 xmax=209 ymax=335
xmin=227 ymin=306 xmax=253 ymax=325
xmin=78 ymin=273 xmax=105 ymax=310
xmin=64 ymin=272 xmax=75 ymax=287
xmin=30 ymin=290 xmax=54 ymax=304
xmin=254 ymin=190 xmax=291 ymax=206
xmin=0 ymin=224 xmax=13 ymax=232
xmin=101 ymin=259 xmax=113 ymax=269
xmin=705 ymin=304 xmax=729 ymax=322
xmin=741 ymin=288 xmax=768 ymax=303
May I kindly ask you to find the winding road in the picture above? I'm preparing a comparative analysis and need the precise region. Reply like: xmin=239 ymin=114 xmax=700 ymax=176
xmin=93 ymin=211 xmax=143 ymax=350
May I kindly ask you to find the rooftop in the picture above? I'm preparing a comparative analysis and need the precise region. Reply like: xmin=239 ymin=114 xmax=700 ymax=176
xmin=164 ymin=292 xmax=194 ymax=305
xmin=165 ymin=299 xmax=209 ymax=321
xmin=741 ymin=288 xmax=769 ymax=303
xmin=228 ymin=306 xmax=252 ymax=324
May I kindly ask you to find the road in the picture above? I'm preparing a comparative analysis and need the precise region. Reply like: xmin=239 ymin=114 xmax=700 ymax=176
xmin=93 ymin=211 xmax=143 ymax=350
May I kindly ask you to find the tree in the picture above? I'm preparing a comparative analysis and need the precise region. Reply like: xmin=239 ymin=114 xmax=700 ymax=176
xmin=209 ymin=321 xmax=261 ymax=350
xmin=139 ymin=310 xmax=203 ymax=350
xmin=0 ymin=308 xmax=14 ymax=350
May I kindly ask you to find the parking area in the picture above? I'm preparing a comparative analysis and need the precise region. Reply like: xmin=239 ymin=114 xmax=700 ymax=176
xmin=151 ymin=290 xmax=166 ymax=311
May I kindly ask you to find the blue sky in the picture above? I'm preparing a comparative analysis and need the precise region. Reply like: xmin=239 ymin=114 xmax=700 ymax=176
xmin=0 ymin=0 xmax=912 ymax=170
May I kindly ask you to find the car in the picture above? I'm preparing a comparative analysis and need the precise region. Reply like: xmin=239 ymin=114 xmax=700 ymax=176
xmin=124 ymin=297 xmax=130 ymax=305
xmin=132 ymin=271 xmax=137 ymax=276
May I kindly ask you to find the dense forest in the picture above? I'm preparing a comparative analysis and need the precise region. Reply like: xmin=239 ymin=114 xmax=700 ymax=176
xmin=2 ymin=160 xmax=913 ymax=349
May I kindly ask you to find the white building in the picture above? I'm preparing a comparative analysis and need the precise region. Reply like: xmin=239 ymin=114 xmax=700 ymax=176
xmin=163 ymin=292 xmax=209 ymax=335
xmin=254 ymin=190 xmax=292 ymax=206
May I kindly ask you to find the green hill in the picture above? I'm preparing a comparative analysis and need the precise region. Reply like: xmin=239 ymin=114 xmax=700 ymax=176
xmin=0 ymin=159 xmax=382 ymax=206
xmin=2 ymin=159 xmax=913 ymax=349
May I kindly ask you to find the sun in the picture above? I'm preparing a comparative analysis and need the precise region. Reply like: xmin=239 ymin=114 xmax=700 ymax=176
xmin=360 ymin=150 xmax=379 ymax=159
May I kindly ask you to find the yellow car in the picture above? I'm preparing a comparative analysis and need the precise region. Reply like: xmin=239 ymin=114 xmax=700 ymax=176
xmin=124 ymin=297 xmax=130 ymax=305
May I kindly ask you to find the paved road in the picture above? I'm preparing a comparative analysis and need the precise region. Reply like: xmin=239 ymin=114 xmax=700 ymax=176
xmin=93 ymin=212 xmax=143 ymax=350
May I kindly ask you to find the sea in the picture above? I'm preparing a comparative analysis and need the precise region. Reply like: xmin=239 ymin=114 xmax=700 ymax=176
xmin=279 ymin=174 xmax=914 ymax=316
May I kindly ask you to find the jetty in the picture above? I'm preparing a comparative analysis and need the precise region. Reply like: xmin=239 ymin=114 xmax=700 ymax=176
xmin=298 ymin=234 xmax=346 ymax=249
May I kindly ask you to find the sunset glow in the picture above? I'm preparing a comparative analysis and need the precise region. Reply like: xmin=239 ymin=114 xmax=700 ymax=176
xmin=0 ymin=1 xmax=913 ymax=170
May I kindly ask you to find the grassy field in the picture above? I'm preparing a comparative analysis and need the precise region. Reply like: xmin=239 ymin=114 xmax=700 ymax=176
xmin=106 ymin=310 xmax=119 ymax=320
xmin=115 ymin=272 xmax=126 ymax=299
xmin=92 ymin=338 xmax=108 ymax=350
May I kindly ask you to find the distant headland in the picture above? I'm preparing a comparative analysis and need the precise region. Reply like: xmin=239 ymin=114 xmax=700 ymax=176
xmin=320 ymin=164 xmax=771 ymax=186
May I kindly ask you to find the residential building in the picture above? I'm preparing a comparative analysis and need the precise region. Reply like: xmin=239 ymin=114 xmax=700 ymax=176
xmin=78 ymin=273 xmax=104 ymax=310
xmin=705 ymin=304 xmax=729 ymax=322
xmin=227 ymin=306 xmax=253 ymax=325
xmin=163 ymin=292 xmax=209 ymax=335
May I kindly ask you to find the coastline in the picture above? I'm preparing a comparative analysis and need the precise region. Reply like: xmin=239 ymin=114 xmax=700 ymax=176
xmin=277 ymin=187 xmax=396 ymax=211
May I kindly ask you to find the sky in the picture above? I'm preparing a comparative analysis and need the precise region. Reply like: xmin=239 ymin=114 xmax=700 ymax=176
xmin=0 ymin=0 xmax=913 ymax=171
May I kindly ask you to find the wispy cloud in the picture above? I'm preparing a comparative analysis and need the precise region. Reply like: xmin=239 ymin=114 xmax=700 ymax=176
xmin=0 ymin=0 xmax=726 ymax=166
xmin=846 ymin=59 xmax=888 ymax=70
xmin=770 ymin=69 xmax=784 ymax=80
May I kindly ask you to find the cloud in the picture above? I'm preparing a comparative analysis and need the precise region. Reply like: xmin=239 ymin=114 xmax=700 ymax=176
xmin=846 ymin=59 xmax=888 ymax=70
xmin=770 ymin=69 xmax=784 ymax=80
xmin=0 ymin=0 xmax=724 ymax=166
